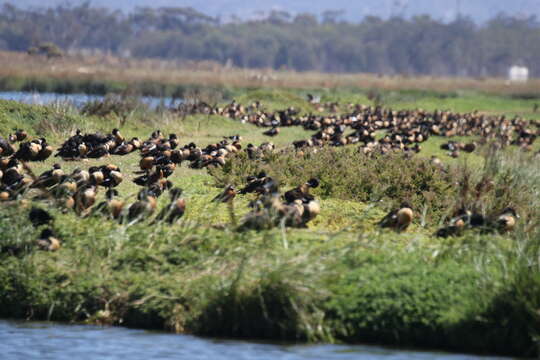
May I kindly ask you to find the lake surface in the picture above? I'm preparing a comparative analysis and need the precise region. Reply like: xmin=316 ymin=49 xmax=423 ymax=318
xmin=0 ymin=91 xmax=178 ymax=108
xmin=0 ymin=320 xmax=510 ymax=360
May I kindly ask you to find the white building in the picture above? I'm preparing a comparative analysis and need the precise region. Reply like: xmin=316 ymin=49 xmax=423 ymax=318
xmin=508 ymin=65 xmax=529 ymax=82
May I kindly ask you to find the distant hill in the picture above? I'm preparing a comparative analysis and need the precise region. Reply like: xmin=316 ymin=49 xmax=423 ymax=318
xmin=2 ymin=0 xmax=539 ymax=23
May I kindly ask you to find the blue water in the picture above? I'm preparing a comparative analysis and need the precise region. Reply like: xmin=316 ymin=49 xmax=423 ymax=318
xmin=0 ymin=320 xmax=510 ymax=360
xmin=0 ymin=91 xmax=178 ymax=109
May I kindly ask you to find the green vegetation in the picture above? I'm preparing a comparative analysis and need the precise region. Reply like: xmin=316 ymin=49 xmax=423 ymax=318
xmin=0 ymin=89 xmax=539 ymax=358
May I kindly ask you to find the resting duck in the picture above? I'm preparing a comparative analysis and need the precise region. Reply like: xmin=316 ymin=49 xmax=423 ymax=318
xmin=496 ymin=207 xmax=518 ymax=233
xmin=263 ymin=127 xmax=280 ymax=137
xmin=14 ymin=140 xmax=41 ymax=161
xmin=8 ymin=129 xmax=27 ymax=143
xmin=378 ymin=202 xmax=414 ymax=232
xmin=31 ymin=163 xmax=64 ymax=189
xmin=37 ymin=228 xmax=61 ymax=251
xmin=29 ymin=207 xmax=54 ymax=227
xmin=0 ymin=136 xmax=15 ymax=157
xmin=239 ymin=171 xmax=270 ymax=194
xmin=283 ymin=178 xmax=319 ymax=203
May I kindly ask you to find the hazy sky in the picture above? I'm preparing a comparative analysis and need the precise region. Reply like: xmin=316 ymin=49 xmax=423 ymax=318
xmin=3 ymin=0 xmax=540 ymax=23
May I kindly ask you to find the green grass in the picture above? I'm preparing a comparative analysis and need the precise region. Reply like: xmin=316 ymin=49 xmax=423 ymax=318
xmin=0 ymin=90 xmax=539 ymax=357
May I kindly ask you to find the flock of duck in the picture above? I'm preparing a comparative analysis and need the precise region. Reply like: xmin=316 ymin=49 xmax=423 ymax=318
xmin=1 ymin=96 xmax=536 ymax=252
xmin=179 ymin=97 xmax=538 ymax=157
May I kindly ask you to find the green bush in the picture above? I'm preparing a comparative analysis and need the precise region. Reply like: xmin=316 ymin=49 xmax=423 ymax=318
xmin=212 ymin=147 xmax=457 ymax=223
xmin=326 ymin=251 xmax=480 ymax=348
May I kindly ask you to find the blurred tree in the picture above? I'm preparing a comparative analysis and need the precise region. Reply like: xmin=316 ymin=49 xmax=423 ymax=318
xmin=0 ymin=4 xmax=539 ymax=77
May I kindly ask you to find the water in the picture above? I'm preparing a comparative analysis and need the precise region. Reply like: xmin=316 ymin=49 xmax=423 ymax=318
xmin=0 ymin=91 xmax=179 ymax=109
xmin=0 ymin=320 xmax=509 ymax=360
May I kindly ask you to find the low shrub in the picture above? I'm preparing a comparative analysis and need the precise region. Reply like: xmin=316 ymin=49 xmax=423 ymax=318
xmin=212 ymin=147 xmax=457 ymax=224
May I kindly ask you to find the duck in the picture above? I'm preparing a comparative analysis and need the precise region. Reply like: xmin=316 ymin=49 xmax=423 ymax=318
xmin=54 ymin=184 xmax=76 ymax=212
xmin=71 ymin=168 xmax=90 ymax=185
xmin=112 ymin=142 xmax=134 ymax=156
xmin=8 ymin=129 xmax=27 ymax=143
xmin=76 ymin=142 xmax=87 ymax=157
xmin=89 ymin=167 xmax=105 ymax=186
xmin=435 ymin=208 xmax=470 ymax=238
xmin=56 ymin=175 xmax=78 ymax=194
xmin=301 ymin=200 xmax=321 ymax=226
xmin=435 ymin=224 xmax=464 ymax=238
xmin=126 ymin=190 xmax=157 ymax=223
xmin=133 ymin=168 xmax=164 ymax=187
xmin=263 ymin=127 xmax=280 ymax=137
xmin=104 ymin=169 xmax=123 ymax=188
xmin=495 ymin=207 xmax=518 ymax=233
xmin=239 ymin=171 xmax=270 ymax=194
xmin=29 ymin=207 xmax=54 ymax=227
xmin=14 ymin=140 xmax=41 ymax=161
xmin=307 ymin=93 xmax=321 ymax=104
xmin=154 ymin=188 xmax=186 ymax=224
xmin=0 ymin=136 xmax=15 ymax=157
xmin=144 ymin=178 xmax=173 ymax=198
xmin=212 ymin=185 xmax=236 ymax=203
xmin=0 ymin=187 xmax=10 ymax=201
xmin=14 ymin=129 xmax=28 ymax=142
xmin=279 ymin=199 xmax=305 ymax=227
xmin=168 ymin=133 xmax=179 ymax=149
xmin=378 ymin=202 xmax=414 ymax=232
xmin=35 ymin=139 xmax=53 ymax=161
xmin=463 ymin=142 xmax=477 ymax=153
xmin=97 ymin=165 xmax=123 ymax=188
xmin=112 ymin=128 xmax=124 ymax=145
xmin=86 ymin=144 xmax=110 ymax=159
xmin=139 ymin=156 xmax=155 ymax=172
xmin=283 ymin=178 xmax=319 ymax=203
xmin=106 ymin=189 xmax=125 ymax=220
xmin=36 ymin=228 xmax=61 ymax=251
xmin=75 ymin=185 xmax=97 ymax=215
xmin=31 ymin=163 xmax=64 ymax=189
xmin=2 ymin=166 xmax=24 ymax=188
xmin=90 ymin=188 xmax=123 ymax=219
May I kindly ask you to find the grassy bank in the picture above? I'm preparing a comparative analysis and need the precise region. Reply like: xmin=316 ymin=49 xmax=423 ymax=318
xmin=0 ymin=90 xmax=539 ymax=358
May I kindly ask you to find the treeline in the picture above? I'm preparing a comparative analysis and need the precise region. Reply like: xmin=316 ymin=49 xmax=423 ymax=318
xmin=1 ymin=3 xmax=540 ymax=77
